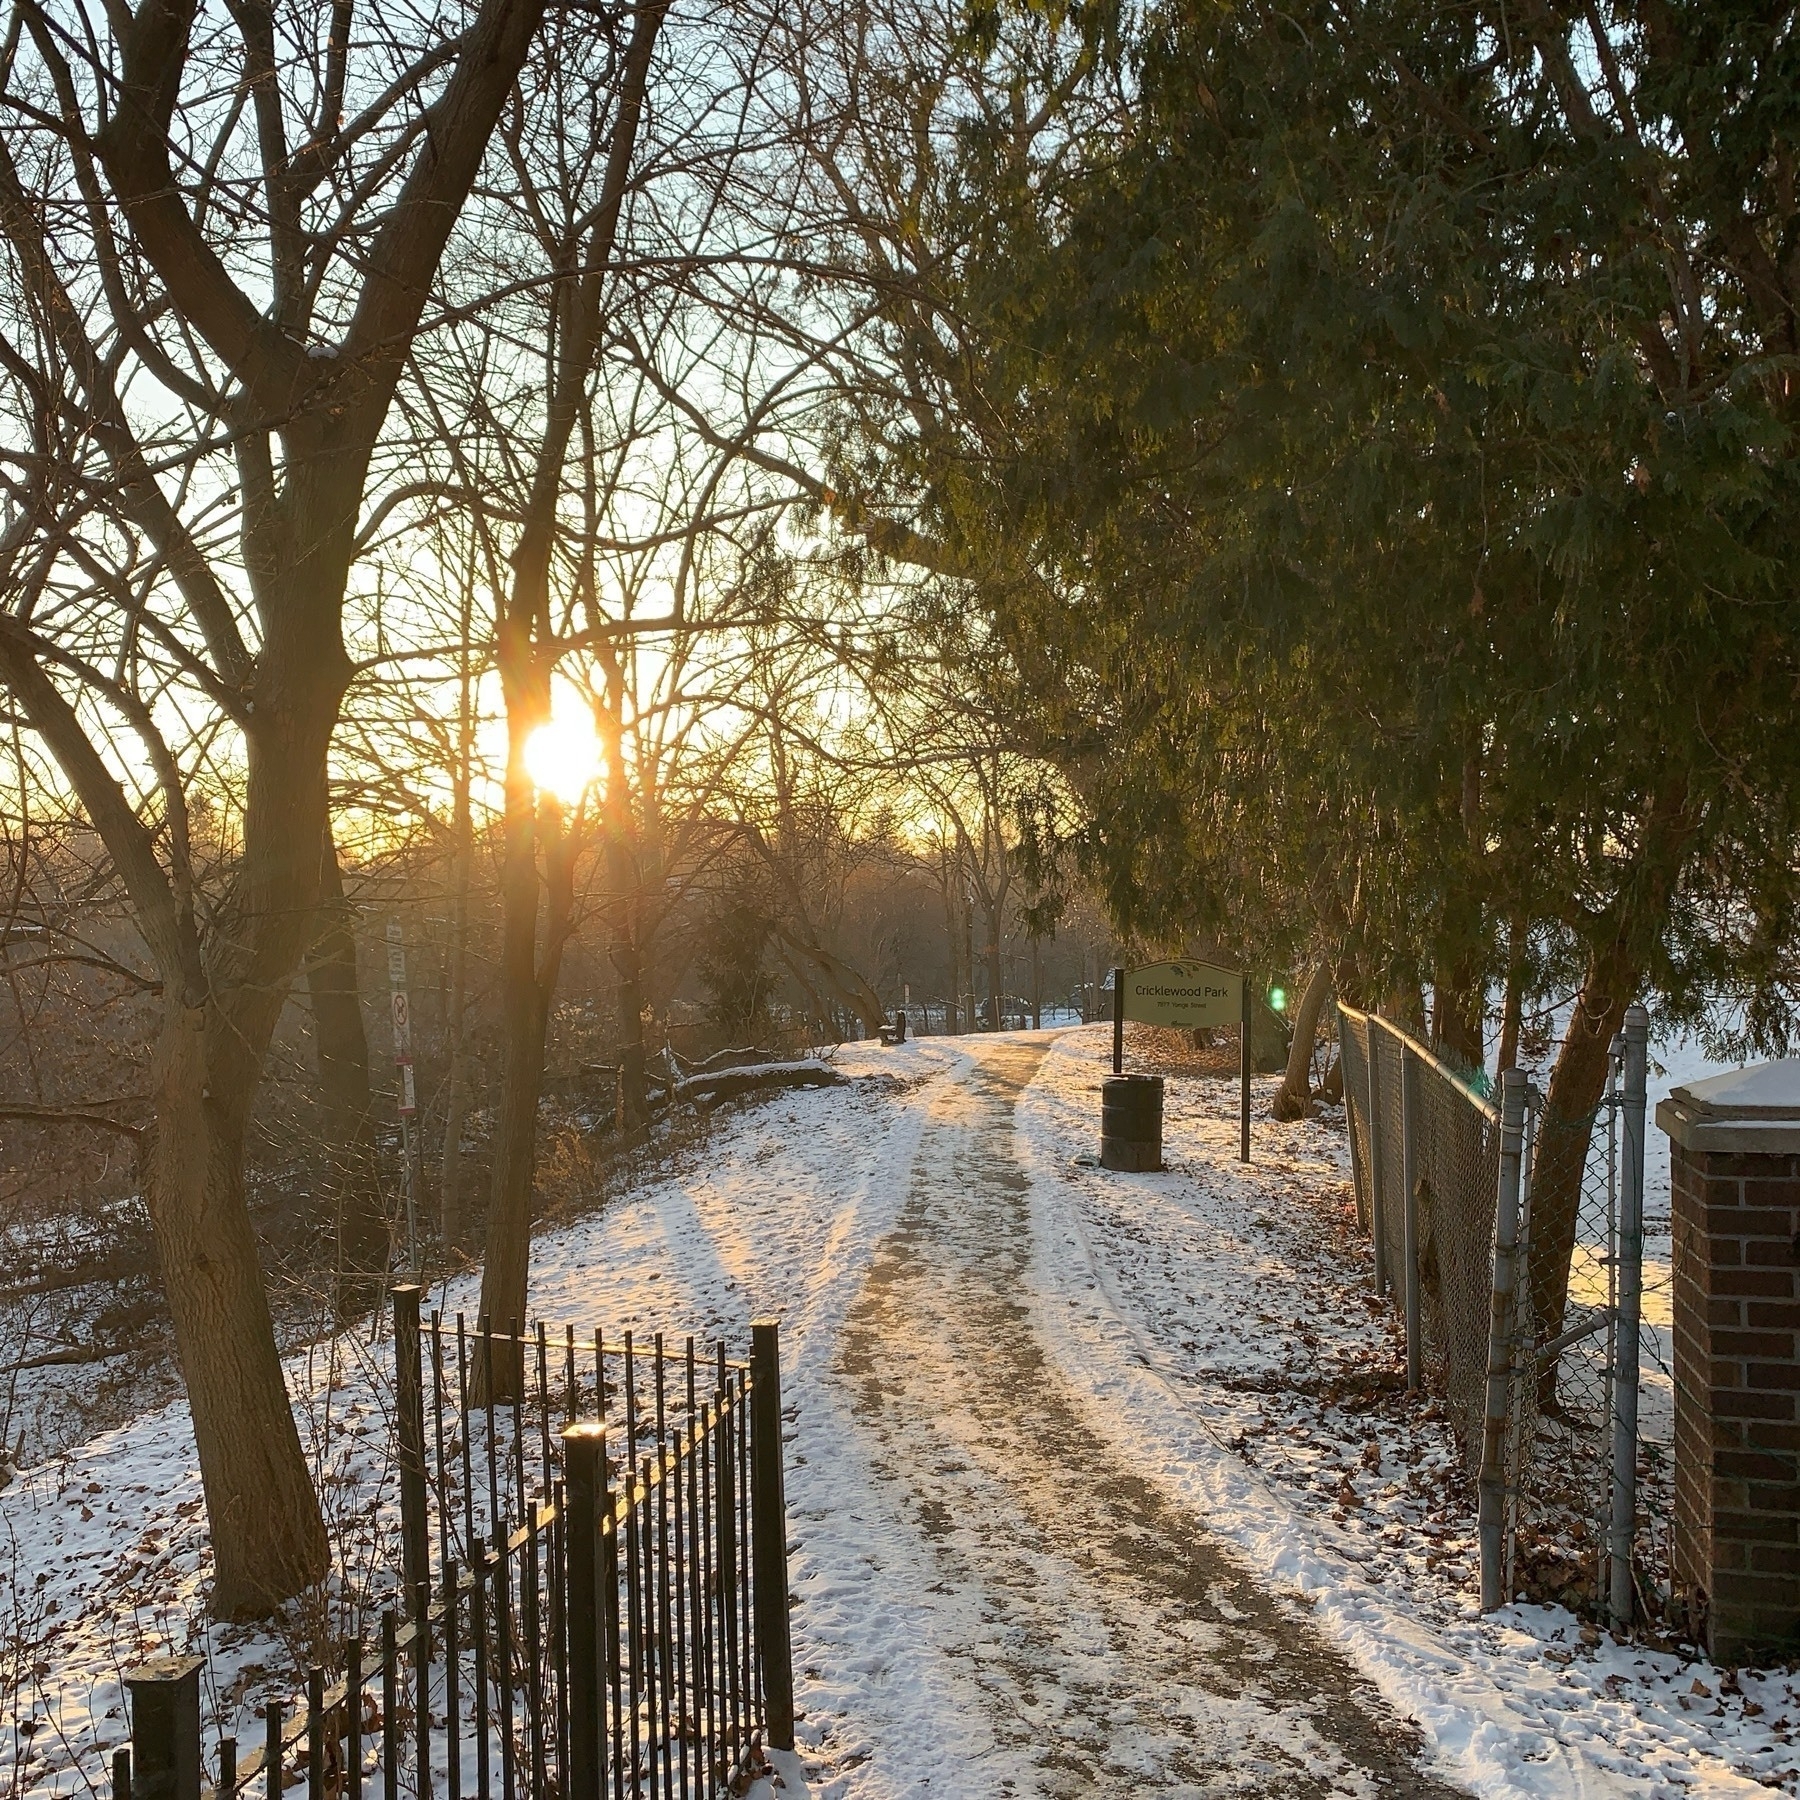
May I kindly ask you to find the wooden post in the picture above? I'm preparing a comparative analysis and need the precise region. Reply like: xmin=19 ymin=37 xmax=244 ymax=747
xmin=1239 ymin=970 xmax=1251 ymax=1163
xmin=124 ymin=1658 xmax=202 ymax=1800
xmin=1111 ymin=966 xmax=1124 ymax=1074
xmin=749 ymin=1321 xmax=794 ymax=1751
xmin=391 ymin=1285 xmax=429 ymax=1605
xmin=562 ymin=1423 xmax=605 ymax=1800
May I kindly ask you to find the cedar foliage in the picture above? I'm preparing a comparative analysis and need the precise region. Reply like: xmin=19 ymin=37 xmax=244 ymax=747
xmin=876 ymin=0 xmax=1800 ymax=1052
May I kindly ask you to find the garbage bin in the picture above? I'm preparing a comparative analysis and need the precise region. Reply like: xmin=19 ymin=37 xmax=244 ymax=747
xmin=1101 ymin=1074 xmax=1163 ymax=1171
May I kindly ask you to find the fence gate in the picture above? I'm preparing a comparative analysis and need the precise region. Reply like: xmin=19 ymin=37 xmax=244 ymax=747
xmin=1337 ymin=1003 xmax=1649 ymax=1623
xmin=114 ymin=1302 xmax=795 ymax=1800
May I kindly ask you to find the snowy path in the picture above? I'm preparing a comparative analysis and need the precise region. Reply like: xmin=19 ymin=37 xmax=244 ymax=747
xmin=827 ymin=1037 xmax=1466 ymax=1797
xmin=18 ymin=1029 xmax=1797 ymax=1800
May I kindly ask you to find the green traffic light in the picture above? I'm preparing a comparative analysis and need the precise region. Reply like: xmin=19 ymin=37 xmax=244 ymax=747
xmin=1269 ymin=985 xmax=1288 ymax=1012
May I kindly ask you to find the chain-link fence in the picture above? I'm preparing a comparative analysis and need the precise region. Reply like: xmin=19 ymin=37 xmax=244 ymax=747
xmin=1505 ymin=1069 xmax=1623 ymax=1612
xmin=1337 ymin=1002 xmax=1649 ymax=1623
xmin=1339 ymin=1011 xmax=1501 ymax=1471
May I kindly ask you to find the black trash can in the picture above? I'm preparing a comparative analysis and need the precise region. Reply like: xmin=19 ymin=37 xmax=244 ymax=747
xmin=1101 ymin=1073 xmax=1164 ymax=1171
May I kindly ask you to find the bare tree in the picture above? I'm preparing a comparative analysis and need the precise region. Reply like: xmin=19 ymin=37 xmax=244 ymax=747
xmin=0 ymin=0 xmax=546 ymax=1613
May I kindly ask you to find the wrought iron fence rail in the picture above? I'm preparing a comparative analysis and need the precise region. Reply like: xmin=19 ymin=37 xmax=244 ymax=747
xmin=110 ymin=1300 xmax=793 ymax=1800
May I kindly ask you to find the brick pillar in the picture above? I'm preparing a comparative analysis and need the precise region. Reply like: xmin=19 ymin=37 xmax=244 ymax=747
xmin=1660 ymin=1063 xmax=1800 ymax=1664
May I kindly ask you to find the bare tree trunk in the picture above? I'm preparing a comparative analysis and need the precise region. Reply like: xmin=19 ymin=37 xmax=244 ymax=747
xmin=438 ymin=966 xmax=472 ymax=1252
xmin=1386 ymin=982 xmax=1429 ymax=1036
xmin=610 ymin=932 xmax=648 ymax=1130
xmin=941 ymin=866 xmax=962 ymax=1033
xmin=473 ymin=746 xmax=565 ymax=1399
xmin=0 ymin=0 xmax=549 ymax=1615
xmin=1271 ymin=963 xmax=1331 ymax=1120
xmin=478 ymin=899 xmax=550 ymax=1395
xmin=471 ymin=0 xmax=668 ymax=1384
xmin=1496 ymin=914 xmax=1525 ymax=1074
xmin=1528 ymin=788 xmax=1691 ymax=1404
xmin=305 ymin=831 xmax=384 ymax=1280
xmin=1526 ymin=944 xmax=1634 ymax=1406
xmin=962 ymin=885 xmax=979 ymax=1031
xmin=596 ymin=657 xmax=649 ymax=1132
xmin=985 ymin=905 xmax=1003 ymax=1029
xmin=1431 ymin=743 xmax=1488 ymax=1072
xmin=1431 ymin=959 xmax=1485 ymax=1071
xmin=770 ymin=924 xmax=886 ymax=1035
xmin=438 ymin=565 xmax=477 ymax=1252
xmin=148 ymin=995 xmax=329 ymax=1620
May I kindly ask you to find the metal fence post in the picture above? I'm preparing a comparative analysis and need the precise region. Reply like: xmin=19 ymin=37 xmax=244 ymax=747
xmin=343 ymin=1638 xmax=359 ymax=1800
xmin=1400 ymin=1040 xmax=1423 ymax=1392
xmin=391 ymin=1284 xmax=429 ymax=1606
xmin=562 ymin=1422 xmax=605 ymax=1800
xmin=749 ymin=1320 xmax=794 ymax=1752
xmin=1339 ymin=1012 xmax=1369 ymax=1233
xmin=124 ymin=1655 xmax=203 ymax=1800
xmin=1479 ymin=1069 xmax=1529 ymax=1610
xmin=1366 ymin=1020 xmax=1390 ymax=1296
xmin=1609 ymin=1003 xmax=1649 ymax=1631
xmin=306 ymin=1668 xmax=324 ymax=1800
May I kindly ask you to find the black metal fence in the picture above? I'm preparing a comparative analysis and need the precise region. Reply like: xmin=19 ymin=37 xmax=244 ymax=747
xmin=111 ymin=1291 xmax=794 ymax=1800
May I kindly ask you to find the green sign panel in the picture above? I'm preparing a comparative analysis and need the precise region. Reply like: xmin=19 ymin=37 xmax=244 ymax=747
xmin=1121 ymin=961 xmax=1243 ymax=1029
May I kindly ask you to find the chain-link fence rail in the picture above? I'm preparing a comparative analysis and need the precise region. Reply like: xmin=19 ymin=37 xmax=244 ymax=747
xmin=1338 ymin=1008 xmax=1502 ymax=1466
xmin=1336 ymin=1002 xmax=1650 ymax=1626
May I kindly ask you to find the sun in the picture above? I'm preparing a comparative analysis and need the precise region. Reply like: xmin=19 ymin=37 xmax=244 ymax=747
xmin=523 ymin=714 xmax=600 ymax=806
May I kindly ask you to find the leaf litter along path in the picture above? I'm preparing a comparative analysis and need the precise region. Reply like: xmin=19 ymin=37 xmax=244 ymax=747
xmin=835 ymin=1038 xmax=1467 ymax=1797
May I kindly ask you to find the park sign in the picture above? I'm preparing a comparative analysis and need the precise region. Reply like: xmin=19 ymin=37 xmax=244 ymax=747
xmin=1121 ymin=961 xmax=1242 ymax=1029
xmin=1109 ymin=958 xmax=1257 ymax=1166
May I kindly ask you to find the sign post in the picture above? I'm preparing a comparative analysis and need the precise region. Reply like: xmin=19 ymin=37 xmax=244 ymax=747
xmin=1111 ymin=960 xmax=1258 ymax=1165
xmin=1239 ymin=972 xmax=1252 ymax=1164
xmin=386 ymin=919 xmax=420 ymax=1275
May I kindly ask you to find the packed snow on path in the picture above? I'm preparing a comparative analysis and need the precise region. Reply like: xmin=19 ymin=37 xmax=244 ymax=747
xmin=6 ymin=1026 xmax=1800 ymax=1800
xmin=1016 ymin=1025 xmax=1800 ymax=1799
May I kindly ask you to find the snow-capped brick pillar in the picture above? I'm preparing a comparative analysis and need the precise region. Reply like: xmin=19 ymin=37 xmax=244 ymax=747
xmin=1660 ymin=1060 xmax=1800 ymax=1664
